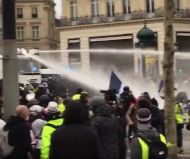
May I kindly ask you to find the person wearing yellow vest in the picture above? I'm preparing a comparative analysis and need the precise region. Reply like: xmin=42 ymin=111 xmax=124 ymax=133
xmin=131 ymin=108 xmax=167 ymax=159
xmin=175 ymin=102 xmax=184 ymax=153
xmin=58 ymin=102 xmax=65 ymax=116
xmin=41 ymin=101 xmax=63 ymax=159
xmin=72 ymin=88 xmax=83 ymax=100
xmin=57 ymin=96 xmax=66 ymax=116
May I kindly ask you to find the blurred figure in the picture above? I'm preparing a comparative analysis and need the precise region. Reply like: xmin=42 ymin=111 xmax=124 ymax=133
xmin=35 ymin=85 xmax=47 ymax=100
xmin=80 ymin=92 xmax=90 ymax=123
xmin=175 ymin=99 xmax=184 ymax=153
xmin=56 ymin=94 xmax=66 ymax=117
xmin=126 ymin=102 xmax=138 ymax=138
xmin=27 ymin=99 xmax=39 ymax=108
xmin=3 ymin=105 xmax=32 ymax=159
xmin=29 ymin=105 xmax=46 ymax=159
xmin=91 ymin=97 xmax=120 ymax=159
xmin=126 ymin=97 xmax=162 ymax=138
xmin=0 ymin=119 xmax=6 ymax=159
xmin=72 ymin=88 xmax=83 ymax=100
xmin=28 ymin=105 xmax=43 ymax=126
xmin=19 ymin=84 xmax=29 ymax=105
xmin=139 ymin=93 xmax=162 ymax=133
xmin=0 ymin=118 xmax=5 ymax=130
xmin=33 ymin=83 xmax=39 ymax=94
xmin=41 ymin=102 xmax=63 ymax=159
xmin=49 ymin=101 xmax=101 ymax=159
xmin=120 ymin=86 xmax=136 ymax=114
xmin=130 ymin=108 xmax=167 ymax=159
xmin=39 ymin=95 xmax=50 ymax=108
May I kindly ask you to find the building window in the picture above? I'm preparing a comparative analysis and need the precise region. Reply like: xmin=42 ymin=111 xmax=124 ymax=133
xmin=174 ymin=0 xmax=180 ymax=11
xmin=70 ymin=1 xmax=78 ymax=21
xmin=16 ymin=8 xmax=23 ymax=18
xmin=107 ymin=0 xmax=114 ymax=17
xmin=32 ymin=7 xmax=38 ymax=18
xmin=32 ymin=26 xmax=39 ymax=39
xmin=17 ymin=26 xmax=24 ymax=39
xmin=91 ymin=0 xmax=99 ymax=18
xmin=146 ymin=0 xmax=154 ymax=13
xmin=123 ymin=0 xmax=131 ymax=14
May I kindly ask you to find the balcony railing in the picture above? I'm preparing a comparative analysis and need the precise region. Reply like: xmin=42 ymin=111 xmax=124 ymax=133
xmin=56 ymin=9 xmax=190 ymax=27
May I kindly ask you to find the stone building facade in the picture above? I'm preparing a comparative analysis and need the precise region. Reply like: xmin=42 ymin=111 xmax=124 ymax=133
xmin=15 ymin=0 xmax=59 ymax=50
xmin=58 ymin=0 xmax=190 ymax=75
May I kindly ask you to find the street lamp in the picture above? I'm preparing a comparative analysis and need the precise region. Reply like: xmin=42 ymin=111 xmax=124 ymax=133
xmin=135 ymin=22 xmax=157 ymax=78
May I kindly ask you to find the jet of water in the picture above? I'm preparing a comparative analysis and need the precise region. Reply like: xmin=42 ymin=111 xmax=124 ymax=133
xmin=22 ymin=50 xmax=109 ymax=91
xmin=39 ymin=49 xmax=190 ymax=59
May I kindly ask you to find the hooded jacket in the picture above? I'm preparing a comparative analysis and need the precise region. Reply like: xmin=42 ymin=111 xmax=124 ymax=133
xmin=130 ymin=127 xmax=161 ymax=159
xmin=3 ymin=115 xmax=32 ymax=159
xmin=91 ymin=105 xmax=119 ymax=159
xmin=120 ymin=91 xmax=136 ymax=113
xmin=41 ymin=118 xmax=63 ymax=159
xmin=49 ymin=101 xmax=101 ymax=159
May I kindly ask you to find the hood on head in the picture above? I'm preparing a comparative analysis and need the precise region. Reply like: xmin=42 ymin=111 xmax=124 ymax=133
xmin=91 ymin=96 xmax=106 ymax=113
xmin=137 ymin=127 xmax=160 ymax=141
xmin=64 ymin=101 xmax=85 ymax=124
xmin=95 ymin=105 xmax=113 ymax=117
xmin=124 ymin=86 xmax=130 ymax=92
xmin=39 ymin=95 xmax=50 ymax=107
xmin=5 ymin=115 xmax=25 ymax=130
xmin=140 ymin=92 xmax=151 ymax=101
xmin=27 ymin=99 xmax=39 ymax=108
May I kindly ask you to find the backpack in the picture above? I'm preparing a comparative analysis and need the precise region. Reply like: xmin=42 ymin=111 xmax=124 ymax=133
xmin=137 ymin=134 xmax=168 ymax=159
xmin=0 ymin=129 xmax=14 ymax=157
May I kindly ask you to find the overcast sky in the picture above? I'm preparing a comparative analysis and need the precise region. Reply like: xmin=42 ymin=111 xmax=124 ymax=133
xmin=54 ymin=0 xmax=62 ymax=18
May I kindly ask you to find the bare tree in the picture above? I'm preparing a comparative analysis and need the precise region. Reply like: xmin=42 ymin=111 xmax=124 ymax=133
xmin=163 ymin=0 xmax=177 ymax=158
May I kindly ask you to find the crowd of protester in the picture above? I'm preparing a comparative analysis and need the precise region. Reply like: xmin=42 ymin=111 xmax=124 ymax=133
xmin=0 ymin=82 xmax=187 ymax=159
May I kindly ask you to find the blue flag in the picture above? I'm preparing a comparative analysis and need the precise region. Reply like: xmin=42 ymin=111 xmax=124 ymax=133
xmin=109 ymin=71 xmax=122 ymax=94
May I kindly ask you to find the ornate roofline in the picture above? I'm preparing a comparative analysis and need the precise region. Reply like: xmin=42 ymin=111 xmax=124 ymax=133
xmin=56 ymin=18 xmax=190 ymax=31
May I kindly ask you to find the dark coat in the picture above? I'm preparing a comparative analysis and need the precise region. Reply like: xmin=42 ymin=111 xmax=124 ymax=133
xmin=120 ymin=91 xmax=136 ymax=113
xmin=3 ymin=115 xmax=32 ymax=159
xmin=50 ymin=124 xmax=101 ymax=159
xmin=91 ymin=105 xmax=120 ymax=159
xmin=49 ymin=101 xmax=101 ymax=159
xmin=150 ymin=105 xmax=162 ymax=133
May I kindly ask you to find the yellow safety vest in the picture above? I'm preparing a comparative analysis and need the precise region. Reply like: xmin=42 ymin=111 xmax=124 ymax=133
xmin=175 ymin=103 xmax=184 ymax=124
xmin=58 ymin=102 xmax=66 ymax=116
xmin=138 ymin=134 xmax=166 ymax=159
xmin=41 ymin=118 xmax=63 ymax=159
xmin=72 ymin=94 xmax=81 ymax=100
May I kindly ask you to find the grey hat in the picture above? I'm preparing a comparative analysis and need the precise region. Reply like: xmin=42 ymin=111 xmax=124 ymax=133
xmin=137 ymin=108 xmax=152 ymax=124
xmin=29 ymin=105 xmax=42 ymax=116
xmin=47 ymin=101 xmax=60 ymax=113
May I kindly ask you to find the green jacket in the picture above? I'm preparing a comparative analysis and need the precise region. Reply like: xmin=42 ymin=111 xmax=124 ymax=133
xmin=40 ymin=118 xmax=63 ymax=159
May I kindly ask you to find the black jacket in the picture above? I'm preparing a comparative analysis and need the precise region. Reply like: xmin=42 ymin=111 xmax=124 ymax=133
xmin=3 ymin=115 xmax=32 ymax=159
xmin=120 ymin=91 xmax=135 ymax=113
xmin=50 ymin=124 xmax=101 ymax=159
xmin=150 ymin=105 xmax=162 ymax=133
xmin=49 ymin=101 xmax=101 ymax=159
xmin=130 ymin=127 xmax=160 ymax=159
xmin=91 ymin=105 xmax=120 ymax=159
